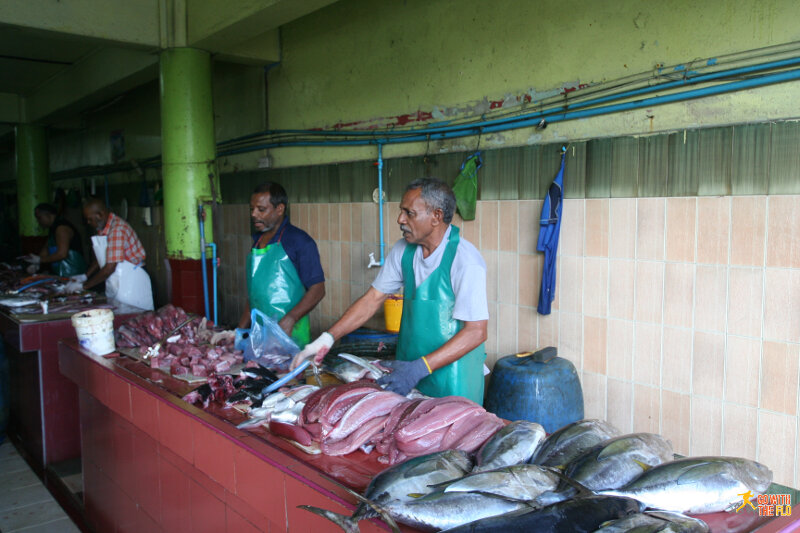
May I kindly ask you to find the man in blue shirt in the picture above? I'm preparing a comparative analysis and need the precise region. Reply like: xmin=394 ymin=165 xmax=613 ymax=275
xmin=236 ymin=183 xmax=325 ymax=346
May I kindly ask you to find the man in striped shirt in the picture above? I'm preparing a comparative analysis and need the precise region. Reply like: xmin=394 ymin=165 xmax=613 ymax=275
xmin=81 ymin=197 xmax=154 ymax=310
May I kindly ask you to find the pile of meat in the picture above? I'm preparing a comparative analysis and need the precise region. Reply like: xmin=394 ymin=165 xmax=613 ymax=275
xmin=182 ymin=364 xmax=279 ymax=409
xmin=116 ymin=304 xmax=243 ymax=377
xmin=291 ymin=381 xmax=504 ymax=463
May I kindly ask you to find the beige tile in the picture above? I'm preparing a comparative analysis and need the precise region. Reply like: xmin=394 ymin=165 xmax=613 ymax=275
xmin=339 ymin=203 xmax=352 ymax=242
xmin=559 ymin=312 xmax=583 ymax=370
xmin=583 ymin=258 xmax=608 ymax=317
xmin=349 ymin=242 xmax=364 ymax=288
xmin=695 ymin=265 xmax=728 ymax=333
xmin=692 ymin=331 xmax=725 ymax=399
xmin=585 ymin=199 xmax=609 ymax=257
xmin=582 ymin=372 xmax=607 ymax=420
xmin=485 ymin=303 xmax=498 ymax=357
xmin=499 ymin=201 xmax=518 ymax=252
xmin=517 ymin=306 xmax=538 ymax=352
xmin=690 ymin=396 xmax=723 ymax=456
xmin=609 ymin=198 xmax=637 ymax=259
xmin=634 ymin=322 xmax=661 ymax=387
xmin=730 ymin=196 xmax=766 ymax=266
xmin=661 ymin=390 xmax=691 ymax=456
xmin=663 ymin=263 xmax=694 ymax=328
xmin=350 ymin=204 xmax=362 ymax=243
xmin=319 ymin=204 xmax=330 ymax=241
xmin=538 ymin=312 xmax=559 ymax=349
xmin=497 ymin=304 xmax=518 ymax=356
xmin=696 ymin=197 xmax=730 ymax=265
xmin=763 ymin=268 xmax=800 ymax=343
xmin=757 ymin=411 xmax=798 ymax=487
xmin=607 ymin=378 xmax=633 ymax=433
xmin=459 ymin=213 xmax=480 ymax=247
xmin=635 ymin=261 xmax=664 ymax=323
xmin=666 ymin=198 xmax=697 ymax=262
xmin=609 ymin=259 xmax=635 ymax=320
xmin=556 ymin=256 xmax=583 ymax=313
xmin=339 ymin=242 xmax=351 ymax=282
xmin=383 ymin=201 xmax=402 ymax=245
xmin=724 ymin=336 xmax=761 ymax=408
xmin=607 ymin=319 xmax=634 ymax=380
xmin=328 ymin=204 xmax=340 ymax=239
xmin=761 ymin=341 xmax=799 ymax=415
xmin=633 ymin=384 xmax=660 ymax=434
xmin=518 ymin=200 xmax=542 ymax=254
xmin=479 ymin=201 xmax=499 ymax=251
xmin=661 ymin=327 xmax=693 ymax=394
xmin=328 ymin=242 xmax=342 ymax=281
xmin=518 ymin=254 xmax=541 ymax=308
xmin=483 ymin=250 xmax=498 ymax=303
xmin=766 ymin=196 xmax=800 ymax=268
xmin=727 ymin=267 xmax=763 ymax=338
xmin=636 ymin=198 xmax=665 ymax=261
xmin=308 ymin=204 xmax=319 ymax=240
xmin=583 ymin=316 xmax=607 ymax=374
xmin=497 ymin=253 xmax=518 ymax=305
xmin=361 ymin=203 xmax=378 ymax=244
xmin=722 ymin=403 xmax=758 ymax=459
xmin=560 ymin=199 xmax=585 ymax=257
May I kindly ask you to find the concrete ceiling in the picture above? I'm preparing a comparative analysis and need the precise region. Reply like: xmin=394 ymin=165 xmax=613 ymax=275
xmin=0 ymin=0 xmax=339 ymax=129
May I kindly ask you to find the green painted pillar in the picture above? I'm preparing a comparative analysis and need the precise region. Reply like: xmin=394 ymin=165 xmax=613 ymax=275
xmin=160 ymin=48 xmax=220 ymax=259
xmin=16 ymin=124 xmax=50 ymax=237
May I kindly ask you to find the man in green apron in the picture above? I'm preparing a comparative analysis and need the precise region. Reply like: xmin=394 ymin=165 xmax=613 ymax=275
xmin=236 ymin=183 xmax=325 ymax=348
xmin=22 ymin=203 xmax=87 ymax=277
xmin=291 ymin=179 xmax=489 ymax=404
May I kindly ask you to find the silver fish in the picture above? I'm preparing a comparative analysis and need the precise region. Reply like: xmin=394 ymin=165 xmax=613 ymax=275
xmin=270 ymin=401 xmax=306 ymax=424
xmin=442 ymin=464 xmax=560 ymax=501
xmin=473 ymin=420 xmax=546 ymax=472
xmin=593 ymin=510 xmax=710 ymax=532
xmin=331 ymin=353 xmax=387 ymax=382
xmin=533 ymin=419 xmax=621 ymax=468
xmin=564 ymin=433 xmax=674 ymax=491
xmin=600 ymin=457 xmax=773 ymax=515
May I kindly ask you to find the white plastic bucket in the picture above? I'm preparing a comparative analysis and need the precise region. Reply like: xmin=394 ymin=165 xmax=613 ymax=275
xmin=71 ymin=309 xmax=116 ymax=355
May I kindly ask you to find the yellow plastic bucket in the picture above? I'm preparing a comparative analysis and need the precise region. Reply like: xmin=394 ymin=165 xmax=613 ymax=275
xmin=383 ymin=294 xmax=403 ymax=333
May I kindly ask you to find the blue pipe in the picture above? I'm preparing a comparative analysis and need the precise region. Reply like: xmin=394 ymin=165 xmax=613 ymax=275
xmin=216 ymin=66 xmax=800 ymax=156
xmin=377 ymin=143 xmax=385 ymax=266
xmin=198 ymin=205 xmax=210 ymax=321
xmin=209 ymin=242 xmax=218 ymax=325
xmin=216 ymin=55 xmax=800 ymax=146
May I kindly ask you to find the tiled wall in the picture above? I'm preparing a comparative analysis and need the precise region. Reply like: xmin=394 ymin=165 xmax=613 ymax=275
xmin=213 ymin=197 xmax=800 ymax=487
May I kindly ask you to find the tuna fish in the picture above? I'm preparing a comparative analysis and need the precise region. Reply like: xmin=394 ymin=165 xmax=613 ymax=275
xmin=593 ymin=510 xmax=710 ymax=532
xmin=441 ymin=495 xmax=643 ymax=533
xmin=599 ymin=457 xmax=773 ymax=514
xmin=532 ymin=419 xmax=621 ymax=468
xmin=441 ymin=464 xmax=561 ymax=501
xmin=473 ymin=420 xmax=546 ymax=473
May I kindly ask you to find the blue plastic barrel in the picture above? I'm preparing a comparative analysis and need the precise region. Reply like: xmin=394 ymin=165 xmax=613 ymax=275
xmin=484 ymin=347 xmax=583 ymax=433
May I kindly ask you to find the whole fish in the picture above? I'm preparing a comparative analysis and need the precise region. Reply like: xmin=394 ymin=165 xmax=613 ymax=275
xmin=441 ymin=464 xmax=560 ymax=501
xmin=533 ymin=419 xmax=621 ymax=468
xmin=564 ymin=433 xmax=674 ymax=491
xmin=303 ymin=490 xmax=531 ymax=533
xmin=593 ymin=510 xmax=709 ymax=532
xmin=473 ymin=420 xmax=546 ymax=472
xmin=331 ymin=353 xmax=387 ymax=382
xmin=600 ymin=457 xmax=773 ymax=514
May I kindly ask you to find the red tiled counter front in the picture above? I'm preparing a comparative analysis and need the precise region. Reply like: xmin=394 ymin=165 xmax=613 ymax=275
xmin=0 ymin=308 xmax=140 ymax=471
xmin=57 ymin=339 xmax=415 ymax=533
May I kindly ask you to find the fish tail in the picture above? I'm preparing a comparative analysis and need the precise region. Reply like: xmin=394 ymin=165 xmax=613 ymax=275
xmin=298 ymin=506 xmax=361 ymax=533
xmin=341 ymin=486 xmax=402 ymax=533
xmin=545 ymin=467 xmax=594 ymax=497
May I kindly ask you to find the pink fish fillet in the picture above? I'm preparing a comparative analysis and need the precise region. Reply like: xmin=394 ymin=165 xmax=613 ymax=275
xmin=396 ymin=426 xmax=449 ymax=455
xmin=321 ymin=415 xmax=388 ymax=456
xmin=394 ymin=402 xmax=483 ymax=443
xmin=325 ymin=391 xmax=406 ymax=442
xmin=452 ymin=414 xmax=505 ymax=453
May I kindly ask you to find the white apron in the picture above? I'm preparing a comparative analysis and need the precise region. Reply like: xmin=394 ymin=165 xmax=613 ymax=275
xmin=91 ymin=235 xmax=154 ymax=310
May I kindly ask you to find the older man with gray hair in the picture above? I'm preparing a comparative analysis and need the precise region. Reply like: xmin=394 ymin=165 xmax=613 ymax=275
xmin=292 ymin=178 xmax=489 ymax=403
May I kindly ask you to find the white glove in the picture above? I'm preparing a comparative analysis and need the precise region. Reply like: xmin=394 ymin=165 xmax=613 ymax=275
xmin=70 ymin=274 xmax=88 ymax=282
xmin=290 ymin=332 xmax=334 ymax=370
xmin=23 ymin=253 xmax=41 ymax=264
xmin=26 ymin=264 xmax=38 ymax=275
xmin=63 ymin=280 xmax=84 ymax=294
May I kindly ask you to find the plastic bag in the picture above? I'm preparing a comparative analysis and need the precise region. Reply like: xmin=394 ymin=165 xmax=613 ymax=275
xmin=245 ymin=308 xmax=300 ymax=372
xmin=452 ymin=152 xmax=482 ymax=221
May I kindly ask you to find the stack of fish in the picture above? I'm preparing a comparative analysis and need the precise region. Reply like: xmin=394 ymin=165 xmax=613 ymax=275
xmin=302 ymin=418 xmax=774 ymax=533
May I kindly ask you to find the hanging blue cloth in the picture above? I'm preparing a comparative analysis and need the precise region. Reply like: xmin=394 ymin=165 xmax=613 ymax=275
xmin=537 ymin=149 xmax=566 ymax=315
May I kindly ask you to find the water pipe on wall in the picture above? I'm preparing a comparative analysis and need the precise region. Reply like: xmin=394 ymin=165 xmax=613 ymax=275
xmin=198 ymin=205 xmax=211 ymax=321
xmin=367 ymin=143 xmax=385 ymax=268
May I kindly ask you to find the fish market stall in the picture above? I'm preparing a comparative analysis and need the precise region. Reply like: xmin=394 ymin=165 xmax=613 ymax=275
xmin=57 ymin=306 xmax=800 ymax=533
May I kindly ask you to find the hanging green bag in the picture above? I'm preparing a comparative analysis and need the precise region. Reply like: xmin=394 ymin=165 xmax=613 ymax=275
xmin=452 ymin=152 xmax=481 ymax=221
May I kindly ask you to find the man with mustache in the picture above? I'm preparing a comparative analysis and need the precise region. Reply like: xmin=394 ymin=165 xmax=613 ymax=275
xmin=292 ymin=178 xmax=488 ymax=403
xmin=237 ymin=183 xmax=325 ymax=348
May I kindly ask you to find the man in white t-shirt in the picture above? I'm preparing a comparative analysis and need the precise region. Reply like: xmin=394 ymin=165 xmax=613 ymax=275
xmin=291 ymin=178 xmax=489 ymax=403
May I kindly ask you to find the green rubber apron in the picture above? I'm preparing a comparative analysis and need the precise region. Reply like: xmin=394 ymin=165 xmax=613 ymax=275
xmin=246 ymin=236 xmax=311 ymax=346
xmin=396 ymin=225 xmax=486 ymax=404
xmin=47 ymin=236 xmax=86 ymax=277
